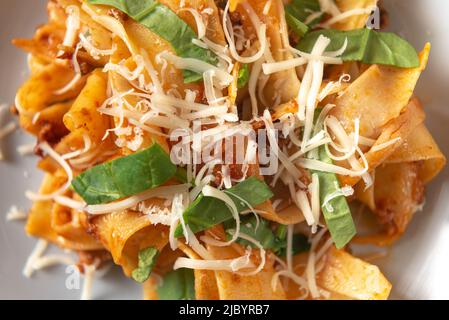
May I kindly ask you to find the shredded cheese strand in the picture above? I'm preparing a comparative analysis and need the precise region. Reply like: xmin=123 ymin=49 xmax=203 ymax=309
xmin=223 ymin=1 xmax=267 ymax=64
xmin=54 ymin=43 xmax=82 ymax=95
xmin=201 ymin=185 xmax=240 ymax=246
xmin=23 ymin=240 xmax=48 ymax=278
xmin=81 ymin=265 xmax=96 ymax=300
xmin=174 ymin=255 xmax=252 ymax=272
xmin=178 ymin=8 xmax=206 ymax=39
xmin=6 ymin=205 xmax=27 ymax=221
xmin=320 ymin=6 xmax=377 ymax=28
xmin=60 ymin=6 xmax=80 ymax=50
xmin=25 ymin=142 xmax=74 ymax=201
xmin=86 ymin=184 xmax=189 ymax=215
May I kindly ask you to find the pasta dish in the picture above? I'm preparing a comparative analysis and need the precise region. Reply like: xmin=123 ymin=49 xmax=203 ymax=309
xmin=7 ymin=0 xmax=446 ymax=300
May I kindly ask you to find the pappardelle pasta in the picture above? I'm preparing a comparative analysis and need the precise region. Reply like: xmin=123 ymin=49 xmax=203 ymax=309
xmin=10 ymin=0 xmax=445 ymax=300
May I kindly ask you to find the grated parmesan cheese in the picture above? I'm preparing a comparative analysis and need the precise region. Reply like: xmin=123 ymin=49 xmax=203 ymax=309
xmin=320 ymin=6 xmax=378 ymax=28
xmin=158 ymin=52 xmax=233 ymax=86
xmin=318 ymin=0 xmax=341 ymax=17
xmin=104 ymin=55 xmax=146 ymax=81
xmin=25 ymin=142 xmax=74 ymax=201
xmin=201 ymin=185 xmax=240 ymax=246
xmin=6 ymin=205 xmax=27 ymax=221
xmin=173 ymin=254 xmax=253 ymax=272
xmin=322 ymin=184 xmax=354 ymax=212
xmin=81 ymin=264 xmax=96 ymax=300
xmin=79 ymin=33 xmax=116 ymax=60
xmin=54 ymin=196 xmax=86 ymax=211
xmin=17 ymin=143 xmax=35 ymax=156
xmin=0 ymin=122 xmax=17 ymax=160
xmin=54 ymin=43 xmax=82 ymax=95
xmin=223 ymin=1 xmax=267 ymax=64
xmin=310 ymin=173 xmax=321 ymax=233
xmin=60 ymin=6 xmax=80 ymax=52
xmin=81 ymin=3 xmax=138 ymax=55
xmin=178 ymin=8 xmax=206 ymax=39
xmin=86 ymin=184 xmax=189 ymax=215
xmin=370 ymin=137 xmax=402 ymax=152
xmin=62 ymin=134 xmax=92 ymax=160
xmin=300 ymin=35 xmax=331 ymax=150
xmin=23 ymin=239 xmax=48 ymax=278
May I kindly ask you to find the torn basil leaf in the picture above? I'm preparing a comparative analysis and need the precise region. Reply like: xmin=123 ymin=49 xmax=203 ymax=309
xmin=276 ymin=233 xmax=310 ymax=257
xmin=87 ymin=0 xmax=218 ymax=82
xmin=175 ymin=167 xmax=188 ymax=184
xmin=131 ymin=247 xmax=159 ymax=283
xmin=312 ymin=146 xmax=356 ymax=249
xmin=287 ymin=0 xmax=323 ymax=28
xmin=174 ymin=176 xmax=274 ymax=237
xmin=224 ymin=216 xmax=310 ymax=256
xmin=71 ymin=143 xmax=177 ymax=205
xmin=237 ymin=64 xmax=250 ymax=89
xmin=285 ymin=9 xmax=309 ymax=38
xmin=224 ymin=216 xmax=280 ymax=250
xmin=275 ymin=224 xmax=287 ymax=240
xmin=297 ymin=28 xmax=420 ymax=68
xmin=157 ymin=268 xmax=195 ymax=300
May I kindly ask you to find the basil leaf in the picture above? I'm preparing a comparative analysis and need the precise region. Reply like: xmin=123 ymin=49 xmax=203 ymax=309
xmin=87 ymin=0 xmax=218 ymax=82
xmin=157 ymin=268 xmax=195 ymax=300
xmin=237 ymin=64 xmax=250 ymax=89
xmin=175 ymin=167 xmax=188 ymax=184
xmin=71 ymin=143 xmax=177 ymax=205
xmin=224 ymin=216 xmax=310 ymax=256
xmin=175 ymin=195 xmax=229 ymax=237
xmin=224 ymin=216 xmax=279 ymax=250
xmin=174 ymin=176 xmax=274 ymax=237
xmin=224 ymin=176 xmax=274 ymax=211
xmin=276 ymin=234 xmax=311 ymax=257
xmin=312 ymin=147 xmax=356 ymax=249
xmin=275 ymin=224 xmax=287 ymax=240
xmin=131 ymin=247 xmax=159 ymax=283
xmin=285 ymin=10 xmax=309 ymax=38
xmin=297 ymin=28 xmax=420 ymax=68
xmin=287 ymin=0 xmax=323 ymax=28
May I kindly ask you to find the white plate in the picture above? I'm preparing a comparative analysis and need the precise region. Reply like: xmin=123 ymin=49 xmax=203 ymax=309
xmin=1 ymin=0 xmax=448 ymax=300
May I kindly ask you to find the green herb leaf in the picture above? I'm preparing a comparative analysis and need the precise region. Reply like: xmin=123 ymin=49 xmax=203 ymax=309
xmin=275 ymin=224 xmax=287 ymax=240
xmin=224 ymin=176 xmax=274 ymax=211
xmin=224 ymin=216 xmax=310 ymax=256
xmin=175 ymin=167 xmax=188 ymax=184
xmin=297 ymin=28 xmax=420 ymax=68
xmin=237 ymin=64 xmax=250 ymax=89
xmin=174 ymin=176 xmax=274 ymax=237
xmin=157 ymin=268 xmax=195 ymax=300
xmin=285 ymin=10 xmax=309 ymax=38
xmin=224 ymin=216 xmax=279 ymax=250
xmin=71 ymin=143 xmax=177 ymax=205
xmin=286 ymin=0 xmax=323 ymax=28
xmin=312 ymin=147 xmax=356 ymax=249
xmin=87 ymin=0 xmax=218 ymax=82
xmin=276 ymin=233 xmax=311 ymax=257
xmin=131 ymin=247 xmax=159 ymax=283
